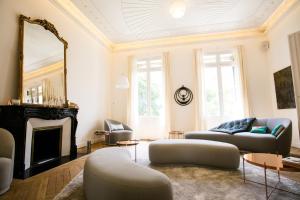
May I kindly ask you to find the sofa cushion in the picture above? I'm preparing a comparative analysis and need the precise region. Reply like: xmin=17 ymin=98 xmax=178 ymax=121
xmin=210 ymin=118 xmax=256 ymax=134
xmin=184 ymin=131 xmax=276 ymax=153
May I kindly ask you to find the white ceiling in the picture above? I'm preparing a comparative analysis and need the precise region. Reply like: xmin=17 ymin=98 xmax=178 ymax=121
xmin=70 ymin=0 xmax=283 ymax=43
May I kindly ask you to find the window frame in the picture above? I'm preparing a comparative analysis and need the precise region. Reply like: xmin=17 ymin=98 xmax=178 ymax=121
xmin=203 ymin=50 xmax=240 ymax=118
xmin=25 ymin=84 xmax=43 ymax=104
xmin=136 ymin=56 xmax=163 ymax=117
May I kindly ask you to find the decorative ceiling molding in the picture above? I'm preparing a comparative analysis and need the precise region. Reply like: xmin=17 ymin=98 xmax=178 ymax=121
xmin=260 ymin=0 xmax=297 ymax=33
xmin=51 ymin=0 xmax=113 ymax=50
xmin=51 ymin=0 xmax=297 ymax=52
xmin=112 ymin=28 xmax=264 ymax=51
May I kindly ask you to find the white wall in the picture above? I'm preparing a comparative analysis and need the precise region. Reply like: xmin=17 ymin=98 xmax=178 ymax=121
xmin=112 ymin=37 xmax=273 ymax=132
xmin=266 ymin=1 xmax=300 ymax=148
xmin=0 ymin=0 xmax=112 ymax=146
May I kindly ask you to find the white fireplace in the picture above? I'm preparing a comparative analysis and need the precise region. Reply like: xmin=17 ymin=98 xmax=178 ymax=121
xmin=24 ymin=117 xmax=72 ymax=170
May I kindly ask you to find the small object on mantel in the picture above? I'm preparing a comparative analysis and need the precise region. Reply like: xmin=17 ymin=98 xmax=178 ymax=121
xmin=8 ymin=99 xmax=21 ymax=105
xmin=68 ymin=101 xmax=79 ymax=109
xmin=283 ymin=156 xmax=300 ymax=169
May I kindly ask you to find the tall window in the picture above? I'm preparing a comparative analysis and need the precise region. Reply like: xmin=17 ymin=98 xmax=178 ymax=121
xmin=136 ymin=57 xmax=163 ymax=117
xmin=25 ymin=85 xmax=43 ymax=104
xmin=202 ymin=50 xmax=243 ymax=122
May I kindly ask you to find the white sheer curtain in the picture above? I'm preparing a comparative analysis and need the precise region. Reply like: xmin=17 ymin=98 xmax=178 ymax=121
xmin=193 ymin=49 xmax=206 ymax=130
xmin=289 ymin=31 xmax=300 ymax=139
xmin=236 ymin=45 xmax=252 ymax=117
xmin=127 ymin=56 xmax=138 ymax=131
xmin=163 ymin=52 xmax=172 ymax=138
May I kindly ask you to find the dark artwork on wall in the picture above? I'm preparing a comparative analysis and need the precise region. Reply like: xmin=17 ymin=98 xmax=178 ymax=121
xmin=174 ymin=85 xmax=193 ymax=106
xmin=274 ymin=66 xmax=296 ymax=109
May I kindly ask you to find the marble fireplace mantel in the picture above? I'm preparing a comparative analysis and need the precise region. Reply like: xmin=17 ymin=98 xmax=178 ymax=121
xmin=0 ymin=105 xmax=78 ymax=179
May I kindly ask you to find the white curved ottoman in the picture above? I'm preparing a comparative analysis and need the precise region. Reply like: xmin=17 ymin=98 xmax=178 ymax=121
xmin=149 ymin=139 xmax=240 ymax=169
xmin=83 ymin=147 xmax=173 ymax=200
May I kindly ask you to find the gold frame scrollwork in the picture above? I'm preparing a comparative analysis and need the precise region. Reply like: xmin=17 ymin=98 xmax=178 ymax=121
xmin=19 ymin=15 xmax=68 ymax=107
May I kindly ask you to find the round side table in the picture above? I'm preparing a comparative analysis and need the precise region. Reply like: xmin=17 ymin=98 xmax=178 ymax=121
xmin=116 ymin=140 xmax=139 ymax=162
xmin=243 ymin=153 xmax=300 ymax=200
xmin=169 ymin=131 xmax=184 ymax=139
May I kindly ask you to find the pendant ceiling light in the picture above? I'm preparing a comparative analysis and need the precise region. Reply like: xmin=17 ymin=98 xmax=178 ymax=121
xmin=169 ymin=0 xmax=186 ymax=19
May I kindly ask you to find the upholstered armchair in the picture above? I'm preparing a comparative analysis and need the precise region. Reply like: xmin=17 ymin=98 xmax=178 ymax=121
xmin=104 ymin=119 xmax=133 ymax=145
xmin=0 ymin=128 xmax=15 ymax=195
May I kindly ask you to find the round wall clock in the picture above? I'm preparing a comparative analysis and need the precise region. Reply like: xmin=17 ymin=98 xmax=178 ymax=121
xmin=174 ymin=85 xmax=193 ymax=106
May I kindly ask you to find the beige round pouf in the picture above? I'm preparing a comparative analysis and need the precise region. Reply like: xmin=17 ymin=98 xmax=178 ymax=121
xmin=149 ymin=139 xmax=240 ymax=169
xmin=83 ymin=147 xmax=173 ymax=200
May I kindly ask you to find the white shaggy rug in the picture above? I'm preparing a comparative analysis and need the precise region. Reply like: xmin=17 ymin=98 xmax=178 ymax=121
xmin=54 ymin=160 xmax=300 ymax=200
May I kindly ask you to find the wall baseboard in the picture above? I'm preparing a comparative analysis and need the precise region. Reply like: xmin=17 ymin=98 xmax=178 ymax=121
xmin=76 ymin=137 xmax=104 ymax=148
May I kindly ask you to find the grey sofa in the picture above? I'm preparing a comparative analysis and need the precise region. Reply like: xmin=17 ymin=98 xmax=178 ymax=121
xmin=104 ymin=119 xmax=133 ymax=145
xmin=185 ymin=118 xmax=292 ymax=157
xmin=84 ymin=147 xmax=173 ymax=200
xmin=0 ymin=128 xmax=15 ymax=195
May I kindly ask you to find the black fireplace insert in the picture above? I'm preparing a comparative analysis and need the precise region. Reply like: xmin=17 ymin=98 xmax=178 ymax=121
xmin=31 ymin=126 xmax=63 ymax=167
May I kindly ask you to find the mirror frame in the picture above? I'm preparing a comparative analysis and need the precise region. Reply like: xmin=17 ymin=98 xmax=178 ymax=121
xmin=19 ymin=15 xmax=68 ymax=107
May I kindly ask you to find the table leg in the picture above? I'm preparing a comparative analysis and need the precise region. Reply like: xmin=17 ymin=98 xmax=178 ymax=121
xmin=106 ymin=133 xmax=111 ymax=145
xmin=278 ymin=170 xmax=281 ymax=182
xmin=135 ymin=144 xmax=137 ymax=162
xmin=243 ymin=157 xmax=245 ymax=183
xmin=264 ymin=163 xmax=268 ymax=200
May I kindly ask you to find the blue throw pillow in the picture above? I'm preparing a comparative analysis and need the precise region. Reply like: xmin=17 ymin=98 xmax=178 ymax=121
xmin=271 ymin=124 xmax=284 ymax=137
xmin=250 ymin=126 xmax=268 ymax=134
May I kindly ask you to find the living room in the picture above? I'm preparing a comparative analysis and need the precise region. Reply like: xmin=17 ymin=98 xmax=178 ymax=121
xmin=1 ymin=0 xmax=300 ymax=199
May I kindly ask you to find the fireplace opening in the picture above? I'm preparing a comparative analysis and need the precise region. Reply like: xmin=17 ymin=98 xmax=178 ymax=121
xmin=31 ymin=126 xmax=63 ymax=167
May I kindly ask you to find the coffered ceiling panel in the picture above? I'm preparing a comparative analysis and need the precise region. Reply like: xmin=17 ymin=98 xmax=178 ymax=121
xmin=70 ymin=0 xmax=283 ymax=43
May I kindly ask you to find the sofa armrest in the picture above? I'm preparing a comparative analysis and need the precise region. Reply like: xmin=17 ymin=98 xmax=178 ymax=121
xmin=275 ymin=123 xmax=292 ymax=157
xmin=104 ymin=120 xmax=112 ymax=132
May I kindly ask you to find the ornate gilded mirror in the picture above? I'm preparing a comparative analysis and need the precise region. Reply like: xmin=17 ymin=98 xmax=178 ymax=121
xmin=19 ymin=15 xmax=68 ymax=106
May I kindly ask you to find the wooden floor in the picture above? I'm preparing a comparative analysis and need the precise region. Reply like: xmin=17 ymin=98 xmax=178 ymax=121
xmin=0 ymin=143 xmax=300 ymax=200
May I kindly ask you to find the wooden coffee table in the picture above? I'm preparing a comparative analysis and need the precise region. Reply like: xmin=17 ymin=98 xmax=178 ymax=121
xmin=243 ymin=153 xmax=300 ymax=199
xmin=116 ymin=140 xmax=139 ymax=162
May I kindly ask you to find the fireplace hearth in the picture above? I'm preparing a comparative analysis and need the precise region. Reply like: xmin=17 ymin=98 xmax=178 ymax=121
xmin=31 ymin=126 xmax=63 ymax=167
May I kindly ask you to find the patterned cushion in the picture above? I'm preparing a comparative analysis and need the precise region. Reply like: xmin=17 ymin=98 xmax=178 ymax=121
xmin=210 ymin=118 xmax=256 ymax=134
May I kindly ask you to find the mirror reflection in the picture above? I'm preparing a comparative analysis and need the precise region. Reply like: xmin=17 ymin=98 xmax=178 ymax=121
xmin=22 ymin=21 xmax=65 ymax=106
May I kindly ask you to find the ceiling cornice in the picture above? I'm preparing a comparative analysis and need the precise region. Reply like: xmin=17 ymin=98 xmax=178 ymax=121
xmin=52 ymin=0 xmax=298 ymax=52
xmin=112 ymin=28 xmax=265 ymax=52
xmin=51 ymin=0 xmax=113 ymax=50
xmin=260 ymin=0 xmax=297 ymax=33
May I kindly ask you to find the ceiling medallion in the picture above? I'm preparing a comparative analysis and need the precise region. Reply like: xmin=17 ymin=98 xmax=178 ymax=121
xmin=169 ymin=0 xmax=186 ymax=19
